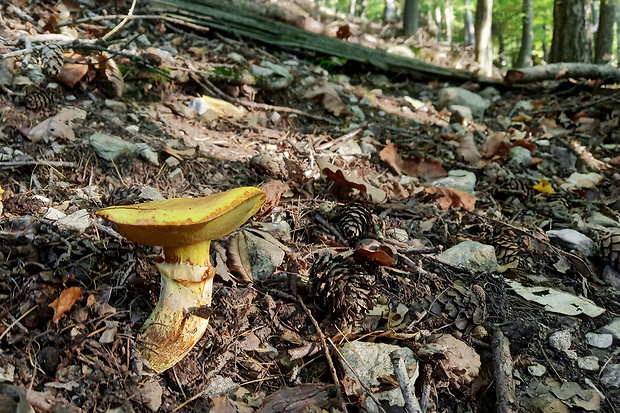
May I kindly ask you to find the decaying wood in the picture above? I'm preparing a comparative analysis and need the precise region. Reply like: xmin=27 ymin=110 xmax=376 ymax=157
xmin=256 ymin=384 xmax=332 ymax=413
xmin=146 ymin=0 xmax=501 ymax=84
xmin=505 ymin=62 xmax=620 ymax=83
xmin=390 ymin=349 xmax=422 ymax=413
xmin=491 ymin=330 xmax=517 ymax=413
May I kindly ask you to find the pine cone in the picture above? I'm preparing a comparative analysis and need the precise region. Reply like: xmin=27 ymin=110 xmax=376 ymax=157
xmin=41 ymin=44 xmax=64 ymax=77
xmin=338 ymin=203 xmax=372 ymax=241
xmin=601 ymin=233 xmax=620 ymax=271
xmin=23 ymin=90 xmax=54 ymax=110
xmin=309 ymin=252 xmax=376 ymax=324
xmin=104 ymin=186 xmax=164 ymax=206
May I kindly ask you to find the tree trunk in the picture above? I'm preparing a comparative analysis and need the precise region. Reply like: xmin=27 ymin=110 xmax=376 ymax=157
xmin=464 ymin=0 xmax=476 ymax=47
xmin=542 ymin=23 xmax=550 ymax=62
xmin=617 ymin=10 xmax=620 ymax=64
xmin=591 ymin=0 xmax=600 ymax=33
xmin=403 ymin=0 xmax=420 ymax=36
xmin=361 ymin=0 xmax=368 ymax=18
xmin=445 ymin=6 xmax=454 ymax=43
xmin=516 ymin=0 xmax=534 ymax=67
xmin=349 ymin=0 xmax=356 ymax=17
xmin=383 ymin=0 xmax=397 ymax=24
xmin=594 ymin=0 xmax=617 ymax=63
xmin=550 ymin=0 xmax=591 ymax=63
xmin=435 ymin=7 xmax=442 ymax=41
xmin=475 ymin=0 xmax=493 ymax=76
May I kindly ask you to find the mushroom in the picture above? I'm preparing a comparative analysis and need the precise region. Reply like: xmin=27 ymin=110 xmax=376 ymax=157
xmin=96 ymin=187 xmax=266 ymax=372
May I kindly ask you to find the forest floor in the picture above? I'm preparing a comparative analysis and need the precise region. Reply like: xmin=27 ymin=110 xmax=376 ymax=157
xmin=1 ymin=2 xmax=620 ymax=413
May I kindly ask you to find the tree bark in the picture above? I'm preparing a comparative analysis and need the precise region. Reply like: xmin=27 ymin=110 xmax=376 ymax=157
xmin=383 ymin=0 xmax=397 ymax=24
xmin=505 ymin=61 xmax=620 ymax=82
xmin=594 ymin=0 xmax=617 ymax=63
xmin=349 ymin=0 xmax=357 ymax=17
xmin=445 ymin=6 xmax=454 ymax=43
xmin=542 ymin=23 xmax=550 ymax=62
xmin=403 ymin=0 xmax=420 ymax=36
xmin=516 ymin=0 xmax=534 ymax=67
xmin=464 ymin=0 xmax=476 ymax=46
xmin=550 ymin=0 xmax=591 ymax=63
xmin=435 ymin=7 xmax=442 ymax=41
xmin=475 ymin=0 xmax=493 ymax=76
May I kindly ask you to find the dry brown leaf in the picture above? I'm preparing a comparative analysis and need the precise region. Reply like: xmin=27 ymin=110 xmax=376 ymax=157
xmin=28 ymin=118 xmax=74 ymax=143
xmin=50 ymin=286 xmax=82 ymax=323
xmin=317 ymin=157 xmax=386 ymax=203
xmin=456 ymin=133 xmax=481 ymax=164
xmin=379 ymin=141 xmax=402 ymax=174
xmin=304 ymin=83 xmax=347 ymax=116
xmin=383 ymin=182 xmax=409 ymax=201
xmin=258 ymin=180 xmax=290 ymax=216
xmin=354 ymin=248 xmax=396 ymax=266
xmin=56 ymin=52 xmax=89 ymax=88
xmin=425 ymin=187 xmax=476 ymax=210
xmin=98 ymin=52 xmax=124 ymax=98
xmin=226 ymin=233 xmax=253 ymax=283
xmin=402 ymin=157 xmax=447 ymax=179
xmin=479 ymin=133 xmax=511 ymax=162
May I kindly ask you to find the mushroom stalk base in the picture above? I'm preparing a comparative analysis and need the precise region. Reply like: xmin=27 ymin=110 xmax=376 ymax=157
xmin=139 ymin=267 xmax=214 ymax=373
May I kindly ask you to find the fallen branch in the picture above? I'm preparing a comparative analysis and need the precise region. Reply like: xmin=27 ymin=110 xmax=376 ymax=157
xmin=491 ymin=330 xmax=517 ymax=413
xmin=505 ymin=62 xmax=620 ymax=84
xmin=0 ymin=160 xmax=77 ymax=168
xmin=390 ymin=349 xmax=422 ymax=413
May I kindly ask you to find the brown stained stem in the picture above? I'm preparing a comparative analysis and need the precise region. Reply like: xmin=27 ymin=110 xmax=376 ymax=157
xmin=491 ymin=330 xmax=517 ymax=413
xmin=298 ymin=297 xmax=349 ymax=413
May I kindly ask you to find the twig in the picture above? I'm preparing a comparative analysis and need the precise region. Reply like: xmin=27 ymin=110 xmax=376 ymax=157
xmin=390 ymin=349 xmax=422 ymax=413
xmin=0 ymin=306 xmax=36 ymax=342
xmin=316 ymin=126 xmax=365 ymax=151
xmin=298 ymin=297 xmax=349 ymax=413
xmin=491 ymin=330 xmax=517 ymax=413
xmin=419 ymin=364 xmax=432 ymax=413
xmin=0 ymin=160 xmax=77 ymax=169
xmin=102 ymin=0 xmax=138 ymax=41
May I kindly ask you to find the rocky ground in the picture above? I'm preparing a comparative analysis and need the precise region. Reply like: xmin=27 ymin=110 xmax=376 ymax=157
xmin=1 ymin=2 xmax=620 ymax=413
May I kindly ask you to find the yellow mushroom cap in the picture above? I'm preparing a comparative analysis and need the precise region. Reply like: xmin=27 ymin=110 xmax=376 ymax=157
xmin=96 ymin=187 xmax=266 ymax=247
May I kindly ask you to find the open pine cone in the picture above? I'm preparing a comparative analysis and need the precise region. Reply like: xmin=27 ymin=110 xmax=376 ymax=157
xmin=601 ymin=233 xmax=620 ymax=271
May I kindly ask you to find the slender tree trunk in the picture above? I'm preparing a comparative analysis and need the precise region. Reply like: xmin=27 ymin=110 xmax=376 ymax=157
xmin=594 ymin=0 xmax=617 ymax=63
xmin=403 ymin=0 xmax=420 ymax=36
xmin=361 ymin=0 xmax=367 ymax=18
xmin=516 ymin=0 xmax=534 ymax=67
xmin=383 ymin=0 xmax=397 ymax=24
xmin=617 ymin=11 xmax=620 ymax=64
xmin=349 ymin=0 xmax=356 ymax=17
xmin=591 ymin=0 xmax=600 ymax=33
xmin=445 ymin=6 xmax=454 ymax=43
xmin=475 ymin=0 xmax=493 ymax=76
xmin=498 ymin=32 xmax=507 ymax=67
xmin=550 ymin=0 xmax=591 ymax=62
xmin=464 ymin=0 xmax=476 ymax=46
xmin=435 ymin=7 xmax=442 ymax=41
xmin=542 ymin=23 xmax=550 ymax=62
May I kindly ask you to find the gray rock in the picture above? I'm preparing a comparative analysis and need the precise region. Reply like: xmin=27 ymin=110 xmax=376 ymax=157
xmin=140 ymin=379 xmax=163 ymax=411
xmin=202 ymin=375 xmax=237 ymax=399
xmin=134 ymin=34 xmax=151 ymax=47
xmin=438 ymin=87 xmax=490 ymax=118
xmin=165 ymin=157 xmax=180 ymax=167
xmin=0 ymin=59 xmax=14 ymax=86
xmin=449 ymin=105 xmax=473 ymax=122
xmin=514 ymin=100 xmax=535 ymax=112
xmin=478 ymin=86 xmax=500 ymax=100
xmin=600 ymin=364 xmax=620 ymax=389
xmin=437 ymin=241 xmax=497 ymax=273
xmin=602 ymin=265 xmax=620 ymax=289
xmin=0 ymin=363 xmax=15 ymax=382
xmin=549 ymin=330 xmax=571 ymax=351
xmin=138 ymin=144 xmax=159 ymax=166
xmin=448 ymin=170 xmax=476 ymax=194
xmin=246 ymin=231 xmax=286 ymax=281
xmin=577 ymin=356 xmax=599 ymax=372
xmin=508 ymin=146 xmax=533 ymax=168
xmin=546 ymin=229 xmax=597 ymax=256
xmin=586 ymin=332 xmax=613 ymax=349
xmin=339 ymin=341 xmax=416 ymax=410
xmin=359 ymin=141 xmax=377 ymax=154
xmin=138 ymin=186 xmax=165 ymax=202
xmin=527 ymin=363 xmax=547 ymax=377
xmin=89 ymin=133 xmax=138 ymax=161
xmin=432 ymin=177 xmax=456 ymax=189
xmin=598 ymin=317 xmax=620 ymax=340
xmin=550 ymin=147 xmax=577 ymax=171
xmin=55 ymin=210 xmax=91 ymax=233
xmin=104 ymin=99 xmax=128 ymax=112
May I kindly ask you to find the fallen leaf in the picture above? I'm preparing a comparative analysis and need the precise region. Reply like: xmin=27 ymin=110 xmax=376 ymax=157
xmin=258 ymin=180 xmax=290 ymax=216
xmin=28 ymin=118 xmax=75 ymax=142
xmin=402 ymin=157 xmax=447 ymax=179
xmin=50 ymin=286 xmax=82 ymax=323
xmin=304 ymin=83 xmax=347 ymax=116
xmin=533 ymin=178 xmax=555 ymax=194
xmin=457 ymin=133 xmax=481 ymax=164
xmin=479 ymin=133 xmax=511 ymax=162
xmin=425 ymin=187 xmax=476 ymax=210
xmin=511 ymin=115 xmax=532 ymax=122
xmin=379 ymin=141 xmax=402 ymax=175
xmin=513 ymin=139 xmax=536 ymax=152
xmin=317 ymin=157 xmax=386 ymax=203
xmin=354 ymin=248 xmax=396 ymax=266
xmin=56 ymin=52 xmax=89 ymax=88
xmin=226 ymin=233 xmax=253 ymax=283
xmin=98 ymin=52 xmax=124 ymax=98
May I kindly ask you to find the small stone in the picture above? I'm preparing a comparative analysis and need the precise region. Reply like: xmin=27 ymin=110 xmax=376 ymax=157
xmin=448 ymin=170 xmax=476 ymax=194
xmin=438 ymin=87 xmax=490 ymax=118
xmin=38 ymin=346 xmax=61 ymax=376
xmin=550 ymin=147 xmax=577 ymax=171
xmin=203 ymin=375 xmax=237 ymax=399
xmin=140 ymin=379 xmax=163 ymax=411
xmin=577 ymin=356 xmax=599 ymax=371
xmin=508 ymin=146 xmax=533 ymax=168
xmin=55 ymin=209 xmax=91 ymax=233
xmin=138 ymin=144 xmax=159 ymax=166
xmin=602 ymin=266 xmax=620 ymax=289
xmin=135 ymin=34 xmax=151 ymax=47
xmin=598 ymin=317 xmax=620 ymax=340
xmin=125 ymin=125 xmax=139 ymax=133
xmin=227 ymin=52 xmax=246 ymax=64
xmin=449 ymin=105 xmax=473 ymax=123
xmin=244 ymin=231 xmax=286 ymax=281
xmin=432 ymin=177 xmax=456 ymax=189
xmin=165 ymin=157 xmax=180 ymax=167
xmin=0 ymin=364 xmax=15 ymax=382
xmin=42 ymin=208 xmax=66 ymax=221
xmin=600 ymin=364 xmax=620 ymax=389
xmin=139 ymin=186 xmax=165 ymax=202
xmin=514 ymin=100 xmax=535 ymax=112
xmin=586 ymin=332 xmax=613 ymax=349
xmin=437 ymin=241 xmax=497 ymax=273
xmin=527 ymin=363 xmax=546 ymax=377
xmin=89 ymin=133 xmax=138 ymax=161
xmin=104 ymin=99 xmax=128 ymax=112
xmin=546 ymin=229 xmax=597 ymax=256
xmin=564 ymin=349 xmax=578 ymax=360
xmin=269 ymin=112 xmax=281 ymax=123
xmin=65 ymin=95 xmax=76 ymax=101
xmin=478 ymin=87 xmax=500 ymax=100
xmin=549 ymin=330 xmax=571 ymax=351
xmin=168 ymin=168 xmax=183 ymax=181
xmin=359 ymin=141 xmax=376 ymax=154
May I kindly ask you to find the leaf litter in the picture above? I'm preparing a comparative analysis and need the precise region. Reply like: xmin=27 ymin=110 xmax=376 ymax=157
xmin=0 ymin=2 xmax=619 ymax=413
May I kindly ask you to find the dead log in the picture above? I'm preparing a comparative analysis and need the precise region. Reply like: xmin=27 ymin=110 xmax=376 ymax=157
xmin=147 ymin=0 xmax=504 ymax=84
xmin=491 ymin=330 xmax=517 ymax=413
xmin=505 ymin=62 xmax=620 ymax=83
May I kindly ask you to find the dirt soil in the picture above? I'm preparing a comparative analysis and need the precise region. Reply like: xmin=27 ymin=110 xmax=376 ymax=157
xmin=1 ymin=2 xmax=620 ymax=413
